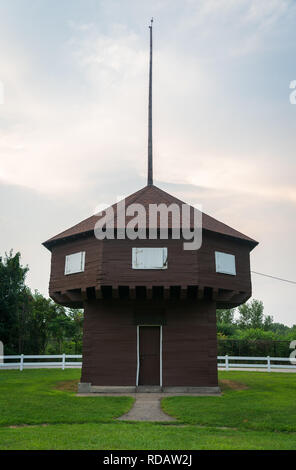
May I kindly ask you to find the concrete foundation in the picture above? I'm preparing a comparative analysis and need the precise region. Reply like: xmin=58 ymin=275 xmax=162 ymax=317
xmin=78 ymin=383 xmax=221 ymax=395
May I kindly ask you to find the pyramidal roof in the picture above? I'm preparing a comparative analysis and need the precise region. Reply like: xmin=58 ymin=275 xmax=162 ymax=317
xmin=43 ymin=185 xmax=258 ymax=249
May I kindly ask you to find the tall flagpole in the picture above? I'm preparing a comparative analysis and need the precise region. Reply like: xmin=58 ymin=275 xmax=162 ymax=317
xmin=147 ymin=18 xmax=153 ymax=186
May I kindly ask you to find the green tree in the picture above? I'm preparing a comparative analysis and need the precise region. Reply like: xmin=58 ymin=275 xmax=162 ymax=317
xmin=237 ymin=299 xmax=273 ymax=330
xmin=0 ymin=251 xmax=29 ymax=354
xmin=269 ymin=322 xmax=290 ymax=336
xmin=0 ymin=250 xmax=84 ymax=355
xmin=26 ymin=291 xmax=58 ymax=354
xmin=217 ymin=322 xmax=237 ymax=338
xmin=237 ymin=328 xmax=277 ymax=341
xmin=216 ymin=308 xmax=235 ymax=324
xmin=66 ymin=309 xmax=83 ymax=353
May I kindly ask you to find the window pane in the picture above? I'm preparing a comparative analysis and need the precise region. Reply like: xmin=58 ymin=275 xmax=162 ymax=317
xmin=132 ymin=247 xmax=167 ymax=269
xmin=215 ymin=251 xmax=236 ymax=275
xmin=65 ymin=252 xmax=85 ymax=275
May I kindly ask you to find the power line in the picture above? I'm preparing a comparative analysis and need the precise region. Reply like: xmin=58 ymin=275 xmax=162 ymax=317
xmin=251 ymin=271 xmax=296 ymax=285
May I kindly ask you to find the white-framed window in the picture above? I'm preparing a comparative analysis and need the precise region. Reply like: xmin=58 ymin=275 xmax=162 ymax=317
xmin=64 ymin=251 xmax=85 ymax=275
xmin=215 ymin=251 xmax=236 ymax=276
xmin=132 ymin=247 xmax=168 ymax=270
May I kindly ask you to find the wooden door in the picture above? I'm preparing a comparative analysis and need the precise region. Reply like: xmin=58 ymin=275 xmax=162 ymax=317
xmin=139 ymin=326 xmax=160 ymax=385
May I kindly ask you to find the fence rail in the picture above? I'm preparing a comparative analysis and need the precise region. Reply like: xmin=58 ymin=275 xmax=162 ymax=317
xmin=218 ymin=355 xmax=296 ymax=371
xmin=0 ymin=354 xmax=82 ymax=370
xmin=0 ymin=355 xmax=295 ymax=371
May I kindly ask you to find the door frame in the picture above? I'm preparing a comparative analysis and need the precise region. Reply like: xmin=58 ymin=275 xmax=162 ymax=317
xmin=136 ymin=325 xmax=163 ymax=387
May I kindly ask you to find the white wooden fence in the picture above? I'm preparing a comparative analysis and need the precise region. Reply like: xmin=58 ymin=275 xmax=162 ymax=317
xmin=0 ymin=354 xmax=82 ymax=370
xmin=0 ymin=354 xmax=295 ymax=371
xmin=218 ymin=355 xmax=296 ymax=371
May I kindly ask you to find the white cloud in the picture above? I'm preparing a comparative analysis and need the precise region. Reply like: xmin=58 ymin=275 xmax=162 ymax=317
xmin=0 ymin=2 xmax=296 ymax=325
xmin=180 ymin=0 xmax=295 ymax=58
xmin=0 ymin=15 xmax=295 ymax=206
xmin=0 ymin=28 xmax=146 ymax=194
xmin=0 ymin=22 xmax=206 ymax=196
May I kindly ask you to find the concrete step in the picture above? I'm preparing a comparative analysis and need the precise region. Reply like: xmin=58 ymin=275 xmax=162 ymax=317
xmin=136 ymin=386 xmax=162 ymax=393
xmin=90 ymin=386 xmax=136 ymax=393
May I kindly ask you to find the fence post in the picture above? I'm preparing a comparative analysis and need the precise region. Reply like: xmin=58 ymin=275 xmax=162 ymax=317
xmin=267 ymin=356 xmax=271 ymax=372
xmin=62 ymin=353 xmax=66 ymax=370
xmin=20 ymin=354 xmax=24 ymax=371
xmin=225 ymin=355 xmax=229 ymax=371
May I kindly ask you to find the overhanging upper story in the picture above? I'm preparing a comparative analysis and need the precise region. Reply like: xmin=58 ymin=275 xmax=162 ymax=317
xmin=43 ymin=185 xmax=258 ymax=309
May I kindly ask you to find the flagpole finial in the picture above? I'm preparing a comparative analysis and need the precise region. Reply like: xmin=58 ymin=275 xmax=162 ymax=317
xmin=147 ymin=18 xmax=153 ymax=186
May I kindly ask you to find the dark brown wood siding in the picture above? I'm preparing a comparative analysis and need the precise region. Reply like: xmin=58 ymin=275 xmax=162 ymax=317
xmin=48 ymin=232 xmax=251 ymax=299
xmin=162 ymin=299 xmax=218 ymax=387
xmin=198 ymin=232 xmax=251 ymax=292
xmin=102 ymin=238 xmax=197 ymax=286
xmin=80 ymin=298 xmax=218 ymax=388
xmin=49 ymin=236 xmax=103 ymax=293
xmin=81 ymin=300 xmax=137 ymax=386
xmin=139 ymin=326 xmax=160 ymax=385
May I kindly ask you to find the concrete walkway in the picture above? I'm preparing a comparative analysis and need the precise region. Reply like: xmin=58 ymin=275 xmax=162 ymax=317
xmin=77 ymin=390 xmax=221 ymax=421
xmin=117 ymin=393 xmax=176 ymax=422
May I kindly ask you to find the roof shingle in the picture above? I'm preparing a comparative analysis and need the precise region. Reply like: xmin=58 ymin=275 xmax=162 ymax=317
xmin=43 ymin=185 xmax=258 ymax=249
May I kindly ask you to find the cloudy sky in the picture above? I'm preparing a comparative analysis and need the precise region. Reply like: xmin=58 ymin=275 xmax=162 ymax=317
xmin=0 ymin=0 xmax=296 ymax=325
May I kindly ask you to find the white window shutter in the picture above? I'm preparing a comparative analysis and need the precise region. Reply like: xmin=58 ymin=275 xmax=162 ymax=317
xmin=132 ymin=247 xmax=168 ymax=269
xmin=65 ymin=252 xmax=85 ymax=275
xmin=215 ymin=251 xmax=236 ymax=275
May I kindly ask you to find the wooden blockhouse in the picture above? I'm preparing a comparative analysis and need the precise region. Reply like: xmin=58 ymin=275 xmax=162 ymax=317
xmin=43 ymin=22 xmax=257 ymax=393
xmin=43 ymin=184 xmax=257 ymax=392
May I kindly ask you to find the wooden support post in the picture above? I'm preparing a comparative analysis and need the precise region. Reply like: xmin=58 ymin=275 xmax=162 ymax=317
xmin=180 ymin=287 xmax=187 ymax=300
xmin=112 ymin=287 xmax=119 ymax=299
xmin=61 ymin=291 xmax=71 ymax=301
xmin=163 ymin=288 xmax=170 ymax=300
xmin=197 ymin=286 xmax=204 ymax=300
xmin=95 ymin=288 xmax=102 ymax=299
xmin=146 ymin=288 xmax=153 ymax=300
xmin=129 ymin=288 xmax=136 ymax=300
xmin=212 ymin=288 xmax=219 ymax=301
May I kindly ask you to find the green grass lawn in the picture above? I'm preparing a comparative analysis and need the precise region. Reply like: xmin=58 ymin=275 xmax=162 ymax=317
xmin=0 ymin=369 xmax=295 ymax=450
xmin=0 ymin=369 xmax=133 ymax=426
xmin=163 ymin=371 xmax=296 ymax=432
